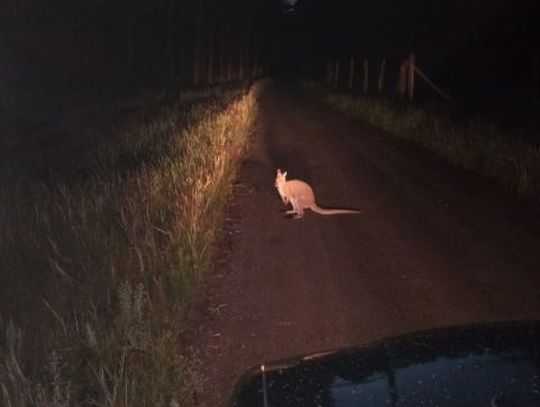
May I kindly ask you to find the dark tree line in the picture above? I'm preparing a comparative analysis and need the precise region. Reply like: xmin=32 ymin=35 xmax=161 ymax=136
xmin=0 ymin=0 xmax=279 ymax=90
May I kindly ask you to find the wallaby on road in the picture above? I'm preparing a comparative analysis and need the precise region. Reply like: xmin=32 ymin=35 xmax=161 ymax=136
xmin=274 ymin=169 xmax=361 ymax=219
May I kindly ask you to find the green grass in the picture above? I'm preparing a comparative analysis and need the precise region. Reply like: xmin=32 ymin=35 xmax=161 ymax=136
xmin=300 ymin=80 xmax=540 ymax=198
xmin=0 ymin=81 xmax=260 ymax=406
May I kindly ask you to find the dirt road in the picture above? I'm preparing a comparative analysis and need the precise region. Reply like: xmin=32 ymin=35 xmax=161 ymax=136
xmin=185 ymin=84 xmax=540 ymax=406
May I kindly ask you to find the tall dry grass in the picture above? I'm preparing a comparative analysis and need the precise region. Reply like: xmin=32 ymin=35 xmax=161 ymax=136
xmin=0 ymin=82 xmax=260 ymax=406
xmin=301 ymin=80 xmax=540 ymax=197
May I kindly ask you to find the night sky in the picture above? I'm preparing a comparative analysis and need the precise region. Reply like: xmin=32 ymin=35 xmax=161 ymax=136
xmin=276 ymin=0 xmax=539 ymax=110
xmin=1 ymin=0 xmax=538 ymax=113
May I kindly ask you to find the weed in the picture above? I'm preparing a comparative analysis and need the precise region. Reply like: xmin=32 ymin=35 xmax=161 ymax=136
xmin=0 ymin=81 xmax=261 ymax=406
xmin=301 ymin=80 xmax=540 ymax=197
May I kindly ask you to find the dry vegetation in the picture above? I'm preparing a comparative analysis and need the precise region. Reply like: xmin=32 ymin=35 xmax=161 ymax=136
xmin=0 ymin=82 xmax=260 ymax=406
xmin=301 ymin=81 xmax=540 ymax=198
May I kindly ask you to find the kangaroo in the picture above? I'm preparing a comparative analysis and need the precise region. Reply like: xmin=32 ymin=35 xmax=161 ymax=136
xmin=274 ymin=169 xmax=361 ymax=218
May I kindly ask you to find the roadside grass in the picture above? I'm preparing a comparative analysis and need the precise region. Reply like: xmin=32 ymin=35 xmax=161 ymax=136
xmin=0 ymin=82 xmax=259 ymax=406
xmin=300 ymin=81 xmax=540 ymax=198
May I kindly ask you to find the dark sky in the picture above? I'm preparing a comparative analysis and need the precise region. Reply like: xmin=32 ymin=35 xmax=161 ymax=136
xmin=273 ymin=0 xmax=539 ymax=107
xmin=1 ymin=0 xmax=538 ymax=108
xmin=277 ymin=0 xmax=537 ymax=67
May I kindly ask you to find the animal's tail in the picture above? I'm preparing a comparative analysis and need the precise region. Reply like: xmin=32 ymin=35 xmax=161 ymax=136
xmin=310 ymin=204 xmax=361 ymax=215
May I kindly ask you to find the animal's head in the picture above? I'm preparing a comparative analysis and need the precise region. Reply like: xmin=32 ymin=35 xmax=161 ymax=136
xmin=275 ymin=169 xmax=287 ymax=188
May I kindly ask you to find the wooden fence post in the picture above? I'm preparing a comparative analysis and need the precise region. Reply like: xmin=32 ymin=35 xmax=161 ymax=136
xmin=348 ymin=57 xmax=355 ymax=89
xmin=326 ymin=62 xmax=329 ymax=85
xmin=334 ymin=61 xmax=340 ymax=88
xmin=398 ymin=60 xmax=407 ymax=99
xmin=363 ymin=59 xmax=369 ymax=93
xmin=378 ymin=59 xmax=386 ymax=94
xmin=327 ymin=61 xmax=333 ymax=86
xmin=407 ymin=53 xmax=415 ymax=101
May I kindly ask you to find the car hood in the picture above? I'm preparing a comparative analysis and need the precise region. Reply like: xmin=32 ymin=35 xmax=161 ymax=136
xmin=230 ymin=321 xmax=540 ymax=407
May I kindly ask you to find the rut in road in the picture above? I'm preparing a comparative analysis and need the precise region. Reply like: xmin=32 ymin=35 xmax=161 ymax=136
xmin=185 ymin=84 xmax=540 ymax=407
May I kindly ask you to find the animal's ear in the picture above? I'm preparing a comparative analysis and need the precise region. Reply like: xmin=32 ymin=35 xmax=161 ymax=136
xmin=283 ymin=171 xmax=287 ymax=178
xmin=277 ymin=169 xmax=281 ymax=175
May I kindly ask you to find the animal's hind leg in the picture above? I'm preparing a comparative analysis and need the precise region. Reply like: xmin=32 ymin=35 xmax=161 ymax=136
xmin=286 ymin=199 xmax=298 ymax=216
